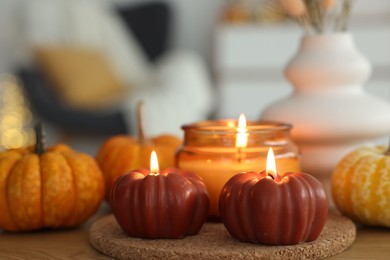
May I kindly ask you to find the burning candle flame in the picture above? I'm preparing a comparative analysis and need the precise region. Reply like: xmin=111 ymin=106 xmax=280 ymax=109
xmin=150 ymin=150 xmax=159 ymax=175
xmin=266 ymin=147 xmax=278 ymax=178
xmin=236 ymin=114 xmax=248 ymax=148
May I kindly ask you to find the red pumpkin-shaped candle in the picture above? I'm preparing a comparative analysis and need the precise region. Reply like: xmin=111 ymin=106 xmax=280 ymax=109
xmin=219 ymin=148 xmax=328 ymax=245
xmin=111 ymin=151 xmax=209 ymax=239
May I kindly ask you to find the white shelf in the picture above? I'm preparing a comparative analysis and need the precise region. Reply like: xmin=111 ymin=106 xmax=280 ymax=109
xmin=214 ymin=19 xmax=390 ymax=120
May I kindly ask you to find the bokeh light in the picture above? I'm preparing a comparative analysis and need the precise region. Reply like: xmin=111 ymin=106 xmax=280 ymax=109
xmin=0 ymin=74 xmax=34 ymax=150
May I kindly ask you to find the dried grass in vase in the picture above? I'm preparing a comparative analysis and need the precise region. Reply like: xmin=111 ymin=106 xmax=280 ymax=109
xmin=274 ymin=0 xmax=355 ymax=34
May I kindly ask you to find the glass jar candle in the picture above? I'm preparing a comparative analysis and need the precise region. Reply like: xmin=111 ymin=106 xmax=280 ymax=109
xmin=176 ymin=119 xmax=301 ymax=218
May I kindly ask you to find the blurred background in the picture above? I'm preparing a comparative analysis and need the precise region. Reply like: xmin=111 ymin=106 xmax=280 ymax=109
xmin=0 ymin=0 xmax=389 ymax=154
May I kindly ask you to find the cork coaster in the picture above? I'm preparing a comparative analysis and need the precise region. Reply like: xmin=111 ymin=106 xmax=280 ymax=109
xmin=89 ymin=212 xmax=355 ymax=260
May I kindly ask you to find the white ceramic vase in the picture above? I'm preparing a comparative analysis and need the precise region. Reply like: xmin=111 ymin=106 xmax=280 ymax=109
xmin=261 ymin=33 xmax=390 ymax=185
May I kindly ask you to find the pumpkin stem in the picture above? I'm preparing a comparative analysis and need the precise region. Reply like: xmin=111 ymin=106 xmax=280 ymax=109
xmin=136 ymin=101 xmax=146 ymax=142
xmin=386 ymin=137 xmax=390 ymax=156
xmin=34 ymin=122 xmax=45 ymax=155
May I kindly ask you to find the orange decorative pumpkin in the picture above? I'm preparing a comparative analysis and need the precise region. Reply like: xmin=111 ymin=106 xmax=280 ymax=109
xmin=96 ymin=102 xmax=181 ymax=200
xmin=0 ymin=125 xmax=105 ymax=231
xmin=332 ymin=145 xmax=390 ymax=226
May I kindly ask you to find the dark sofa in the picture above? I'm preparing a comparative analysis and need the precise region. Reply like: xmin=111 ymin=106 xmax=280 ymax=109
xmin=19 ymin=2 xmax=171 ymax=135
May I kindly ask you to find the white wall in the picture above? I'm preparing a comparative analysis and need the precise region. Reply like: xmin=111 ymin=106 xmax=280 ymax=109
xmin=110 ymin=0 xmax=390 ymax=65
xmin=0 ymin=0 xmax=227 ymax=71
xmin=0 ymin=0 xmax=22 ymax=72
xmin=0 ymin=0 xmax=389 ymax=72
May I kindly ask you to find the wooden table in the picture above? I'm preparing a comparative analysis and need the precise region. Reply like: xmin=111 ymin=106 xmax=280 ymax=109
xmin=1 ymin=205 xmax=390 ymax=260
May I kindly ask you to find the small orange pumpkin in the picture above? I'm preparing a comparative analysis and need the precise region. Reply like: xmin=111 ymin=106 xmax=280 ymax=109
xmin=332 ymin=145 xmax=390 ymax=226
xmin=96 ymin=102 xmax=182 ymax=200
xmin=0 ymin=124 xmax=105 ymax=231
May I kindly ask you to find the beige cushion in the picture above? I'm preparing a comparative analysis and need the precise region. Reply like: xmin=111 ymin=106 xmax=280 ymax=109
xmin=24 ymin=0 xmax=152 ymax=87
xmin=35 ymin=47 xmax=126 ymax=110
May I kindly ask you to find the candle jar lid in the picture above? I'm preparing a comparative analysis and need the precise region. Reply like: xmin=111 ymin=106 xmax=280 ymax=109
xmin=176 ymin=119 xmax=301 ymax=218
xmin=180 ymin=120 xmax=298 ymax=154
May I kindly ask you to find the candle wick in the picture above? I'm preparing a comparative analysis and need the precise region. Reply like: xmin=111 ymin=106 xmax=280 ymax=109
xmin=149 ymin=171 xmax=159 ymax=176
xmin=236 ymin=147 xmax=245 ymax=162
xmin=267 ymin=172 xmax=275 ymax=180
